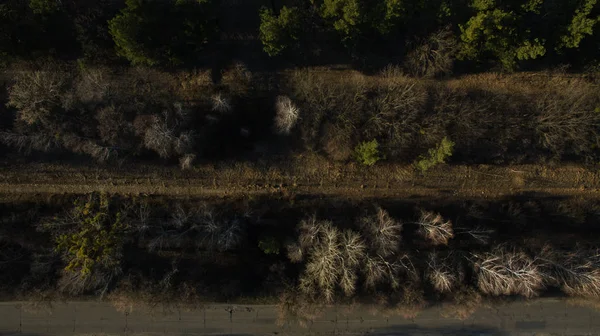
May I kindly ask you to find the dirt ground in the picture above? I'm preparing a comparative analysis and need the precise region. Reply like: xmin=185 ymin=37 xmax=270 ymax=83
xmin=1 ymin=159 xmax=599 ymax=200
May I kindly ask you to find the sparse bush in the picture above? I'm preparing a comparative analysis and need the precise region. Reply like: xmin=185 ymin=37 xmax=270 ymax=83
xmin=354 ymin=139 xmax=383 ymax=166
xmin=179 ymin=154 xmax=195 ymax=170
xmin=415 ymin=137 xmax=454 ymax=172
xmin=274 ymin=95 xmax=299 ymax=135
xmin=259 ymin=236 xmax=280 ymax=255
xmin=416 ymin=211 xmax=454 ymax=246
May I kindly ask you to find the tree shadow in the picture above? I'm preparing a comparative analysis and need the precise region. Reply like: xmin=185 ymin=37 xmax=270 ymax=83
xmin=371 ymin=323 xmax=510 ymax=336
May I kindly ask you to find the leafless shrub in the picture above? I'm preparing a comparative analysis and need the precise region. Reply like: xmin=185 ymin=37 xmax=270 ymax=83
xmin=404 ymin=27 xmax=456 ymax=78
xmin=286 ymin=242 xmax=304 ymax=263
xmin=360 ymin=207 xmax=402 ymax=257
xmin=211 ymin=93 xmax=232 ymax=113
xmin=179 ymin=154 xmax=196 ymax=170
xmin=534 ymin=80 xmax=600 ymax=157
xmin=456 ymin=226 xmax=495 ymax=245
xmin=274 ymin=95 xmax=299 ymax=135
xmin=0 ymin=131 xmax=58 ymax=154
xmin=61 ymin=134 xmax=114 ymax=162
xmin=473 ymin=249 xmax=546 ymax=298
xmin=75 ymin=68 xmax=111 ymax=104
xmin=426 ymin=252 xmax=460 ymax=293
xmin=416 ymin=211 xmax=454 ymax=246
xmin=7 ymin=70 xmax=69 ymax=125
xmin=143 ymin=110 xmax=193 ymax=159
xmin=96 ymin=105 xmax=134 ymax=147
xmin=321 ymin=123 xmax=354 ymax=161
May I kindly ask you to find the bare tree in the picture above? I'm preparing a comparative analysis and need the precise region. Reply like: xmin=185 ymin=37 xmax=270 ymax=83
xmin=473 ymin=249 xmax=546 ymax=298
xmin=543 ymin=247 xmax=600 ymax=298
xmin=416 ymin=211 xmax=454 ymax=246
xmin=426 ymin=252 xmax=461 ymax=293
xmin=360 ymin=207 xmax=403 ymax=257
xmin=0 ymin=131 xmax=58 ymax=154
xmin=274 ymin=95 xmax=299 ymax=135
xmin=7 ymin=70 xmax=68 ymax=125
xmin=295 ymin=217 xmax=366 ymax=302
xmin=211 ymin=93 xmax=232 ymax=113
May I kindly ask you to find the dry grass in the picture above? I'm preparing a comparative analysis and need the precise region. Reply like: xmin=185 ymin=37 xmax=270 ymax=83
xmin=441 ymin=287 xmax=483 ymax=320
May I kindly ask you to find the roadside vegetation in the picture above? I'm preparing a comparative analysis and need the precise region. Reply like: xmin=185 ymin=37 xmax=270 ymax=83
xmin=2 ymin=193 xmax=600 ymax=320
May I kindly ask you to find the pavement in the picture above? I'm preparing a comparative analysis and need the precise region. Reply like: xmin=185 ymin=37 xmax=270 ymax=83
xmin=1 ymin=298 xmax=600 ymax=336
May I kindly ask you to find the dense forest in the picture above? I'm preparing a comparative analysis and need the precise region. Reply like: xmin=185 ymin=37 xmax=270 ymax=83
xmin=0 ymin=0 xmax=598 ymax=71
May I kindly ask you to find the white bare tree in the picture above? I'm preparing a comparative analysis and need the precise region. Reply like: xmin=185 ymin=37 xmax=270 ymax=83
xmin=544 ymin=247 xmax=600 ymax=298
xmin=295 ymin=217 xmax=366 ymax=302
xmin=426 ymin=252 xmax=460 ymax=293
xmin=416 ymin=211 xmax=454 ymax=246
xmin=473 ymin=249 xmax=546 ymax=298
xmin=274 ymin=96 xmax=299 ymax=135
xmin=211 ymin=93 xmax=232 ymax=113
xmin=360 ymin=207 xmax=403 ymax=257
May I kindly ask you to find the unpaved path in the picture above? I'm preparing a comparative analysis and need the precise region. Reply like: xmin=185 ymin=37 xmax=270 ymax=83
xmin=1 ymin=299 xmax=599 ymax=335
xmin=0 ymin=162 xmax=599 ymax=199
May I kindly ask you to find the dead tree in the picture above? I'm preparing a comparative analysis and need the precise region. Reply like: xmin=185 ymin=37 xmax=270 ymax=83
xmin=416 ymin=211 xmax=454 ymax=245
xmin=359 ymin=207 xmax=403 ymax=257
xmin=473 ymin=249 xmax=545 ymax=298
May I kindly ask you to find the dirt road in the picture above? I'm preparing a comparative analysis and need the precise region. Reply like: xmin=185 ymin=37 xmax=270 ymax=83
xmin=0 ymin=162 xmax=599 ymax=199
xmin=1 ymin=299 xmax=599 ymax=335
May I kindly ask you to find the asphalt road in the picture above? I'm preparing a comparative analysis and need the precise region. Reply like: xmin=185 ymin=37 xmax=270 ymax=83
xmin=1 ymin=299 xmax=599 ymax=336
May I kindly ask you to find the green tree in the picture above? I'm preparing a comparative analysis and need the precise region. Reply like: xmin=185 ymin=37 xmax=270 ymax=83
xmin=355 ymin=139 xmax=383 ymax=166
xmin=415 ymin=137 xmax=454 ymax=172
xmin=259 ymin=6 xmax=302 ymax=56
xmin=108 ymin=0 xmax=216 ymax=66
xmin=319 ymin=0 xmax=405 ymax=40
xmin=557 ymin=0 xmax=599 ymax=50
xmin=42 ymin=193 xmax=129 ymax=294
xmin=458 ymin=0 xmax=546 ymax=70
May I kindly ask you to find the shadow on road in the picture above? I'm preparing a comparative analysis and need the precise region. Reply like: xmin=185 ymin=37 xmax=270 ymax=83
xmin=370 ymin=324 xmax=509 ymax=336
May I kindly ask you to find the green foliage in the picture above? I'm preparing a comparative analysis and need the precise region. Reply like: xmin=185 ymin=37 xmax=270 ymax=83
xmin=558 ymin=0 xmax=599 ymax=49
xmin=458 ymin=4 xmax=546 ymax=70
xmin=415 ymin=137 xmax=454 ymax=172
xmin=258 ymin=236 xmax=280 ymax=255
xmin=355 ymin=139 xmax=383 ymax=166
xmin=29 ymin=0 xmax=59 ymax=15
xmin=259 ymin=6 xmax=302 ymax=56
xmin=108 ymin=0 xmax=215 ymax=66
xmin=319 ymin=0 xmax=405 ymax=40
xmin=48 ymin=193 xmax=128 ymax=278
